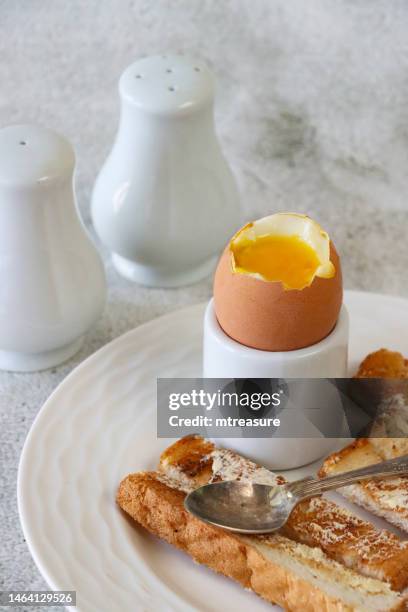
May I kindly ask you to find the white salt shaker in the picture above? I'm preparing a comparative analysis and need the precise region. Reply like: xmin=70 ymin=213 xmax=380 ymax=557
xmin=0 ymin=124 xmax=106 ymax=372
xmin=91 ymin=54 xmax=241 ymax=287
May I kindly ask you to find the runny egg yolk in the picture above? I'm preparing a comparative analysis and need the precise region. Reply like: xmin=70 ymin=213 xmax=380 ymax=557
xmin=233 ymin=234 xmax=321 ymax=290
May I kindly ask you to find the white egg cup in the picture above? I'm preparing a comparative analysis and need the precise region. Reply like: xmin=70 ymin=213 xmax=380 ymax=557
xmin=92 ymin=54 xmax=241 ymax=288
xmin=203 ymin=299 xmax=349 ymax=469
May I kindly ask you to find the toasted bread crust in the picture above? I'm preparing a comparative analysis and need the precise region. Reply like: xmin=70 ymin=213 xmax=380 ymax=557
xmin=320 ymin=438 xmax=408 ymax=534
xmin=161 ymin=436 xmax=408 ymax=591
xmin=356 ymin=349 xmax=408 ymax=379
xmin=117 ymin=472 xmax=406 ymax=612
xmin=320 ymin=349 xmax=408 ymax=535
xmin=318 ymin=439 xmax=382 ymax=477
xmin=284 ymin=497 xmax=408 ymax=591
xmin=117 ymin=472 xmax=253 ymax=587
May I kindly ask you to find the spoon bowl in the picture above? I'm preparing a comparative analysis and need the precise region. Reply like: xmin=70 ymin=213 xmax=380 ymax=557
xmin=185 ymin=481 xmax=296 ymax=533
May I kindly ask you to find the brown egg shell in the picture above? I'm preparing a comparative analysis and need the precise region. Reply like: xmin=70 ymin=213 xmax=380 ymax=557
xmin=213 ymin=243 xmax=343 ymax=351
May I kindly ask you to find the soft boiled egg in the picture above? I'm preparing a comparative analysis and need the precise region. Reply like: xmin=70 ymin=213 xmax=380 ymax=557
xmin=213 ymin=212 xmax=342 ymax=351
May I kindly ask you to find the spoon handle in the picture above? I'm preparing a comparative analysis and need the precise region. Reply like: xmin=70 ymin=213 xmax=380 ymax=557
xmin=289 ymin=453 xmax=408 ymax=500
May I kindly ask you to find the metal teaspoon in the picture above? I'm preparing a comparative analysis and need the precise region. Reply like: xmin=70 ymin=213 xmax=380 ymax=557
xmin=184 ymin=454 xmax=408 ymax=534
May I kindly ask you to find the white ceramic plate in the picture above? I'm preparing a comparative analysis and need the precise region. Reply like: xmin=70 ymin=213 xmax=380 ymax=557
xmin=18 ymin=290 xmax=408 ymax=612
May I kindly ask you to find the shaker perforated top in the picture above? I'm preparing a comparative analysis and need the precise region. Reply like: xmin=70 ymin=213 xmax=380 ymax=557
xmin=119 ymin=54 xmax=215 ymax=115
xmin=0 ymin=124 xmax=75 ymax=187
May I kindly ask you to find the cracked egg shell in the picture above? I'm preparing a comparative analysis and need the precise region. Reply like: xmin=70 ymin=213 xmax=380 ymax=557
xmin=213 ymin=214 xmax=343 ymax=352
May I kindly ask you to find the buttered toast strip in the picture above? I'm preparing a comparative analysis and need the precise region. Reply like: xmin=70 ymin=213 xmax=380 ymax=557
xmin=319 ymin=439 xmax=408 ymax=533
xmin=117 ymin=472 xmax=406 ymax=612
xmin=318 ymin=349 xmax=408 ymax=534
xmin=285 ymin=497 xmax=408 ymax=592
xmin=159 ymin=436 xmax=408 ymax=591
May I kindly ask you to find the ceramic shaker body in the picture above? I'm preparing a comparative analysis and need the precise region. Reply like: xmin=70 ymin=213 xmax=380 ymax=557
xmin=0 ymin=124 xmax=106 ymax=371
xmin=91 ymin=54 xmax=241 ymax=288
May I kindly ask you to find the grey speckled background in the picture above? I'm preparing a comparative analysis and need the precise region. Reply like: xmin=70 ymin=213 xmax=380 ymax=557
xmin=1 ymin=1 xmax=408 ymax=610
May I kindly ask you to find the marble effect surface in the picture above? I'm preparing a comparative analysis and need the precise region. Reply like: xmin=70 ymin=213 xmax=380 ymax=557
xmin=1 ymin=0 xmax=408 ymax=608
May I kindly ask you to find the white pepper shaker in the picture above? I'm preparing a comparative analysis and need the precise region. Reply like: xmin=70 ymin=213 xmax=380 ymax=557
xmin=91 ymin=54 xmax=241 ymax=288
xmin=0 ymin=124 xmax=106 ymax=372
